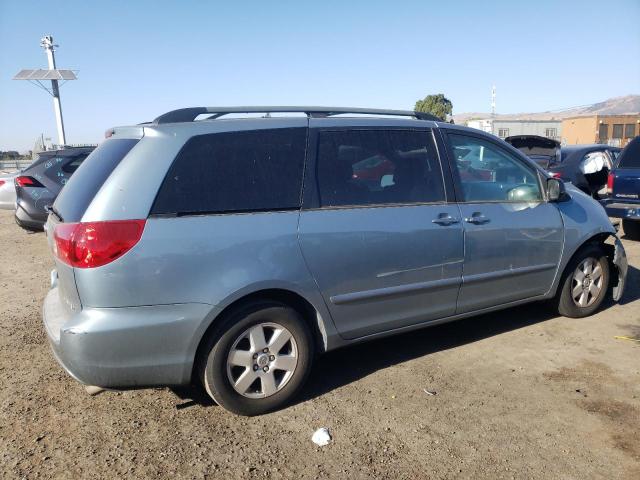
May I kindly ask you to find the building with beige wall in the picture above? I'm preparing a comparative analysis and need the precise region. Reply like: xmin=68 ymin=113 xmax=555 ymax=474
xmin=466 ymin=118 xmax=561 ymax=140
xmin=561 ymin=114 xmax=640 ymax=147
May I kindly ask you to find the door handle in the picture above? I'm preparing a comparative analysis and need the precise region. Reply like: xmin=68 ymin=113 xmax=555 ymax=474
xmin=465 ymin=213 xmax=490 ymax=224
xmin=432 ymin=214 xmax=460 ymax=226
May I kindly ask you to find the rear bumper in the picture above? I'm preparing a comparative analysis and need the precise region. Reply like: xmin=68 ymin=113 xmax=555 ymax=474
xmin=600 ymin=199 xmax=640 ymax=220
xmin=15 ymin=204 xmax=46 ymax=230
xmin=42 ymin=287 xmax=215 ymax=388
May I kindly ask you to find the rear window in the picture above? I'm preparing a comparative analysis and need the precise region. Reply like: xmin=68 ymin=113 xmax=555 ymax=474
xmin=560 ymin=149 xmax=576 ymax=163
xmin=53 ymin=138 xmax=139 ymax=222
xmin=23 ymin=153 xmax=53 ymax=171
xmin=617 ymin=137 xmax=640 ymax=169
xmin=43 ymin=154 xmax=90 ymax=186
xmin=151 ymin=128 xmax=307 ymax=215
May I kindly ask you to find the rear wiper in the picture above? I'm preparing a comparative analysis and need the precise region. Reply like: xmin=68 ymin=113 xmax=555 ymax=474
xmin=45 ymin=205 xmax=63 ymax=222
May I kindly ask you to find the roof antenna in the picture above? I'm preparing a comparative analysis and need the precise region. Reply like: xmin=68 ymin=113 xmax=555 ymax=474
xmin=13 ymin=35 xmax=78 ymax=147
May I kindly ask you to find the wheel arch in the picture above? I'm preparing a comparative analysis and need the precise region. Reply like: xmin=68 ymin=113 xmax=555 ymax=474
xmin=191 ymin=288 xmax=330 ymax=381
xmin=552 ymin=231 xmax=619 ymax=298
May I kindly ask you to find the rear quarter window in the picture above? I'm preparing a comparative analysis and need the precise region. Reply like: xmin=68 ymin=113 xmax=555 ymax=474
xmin=151 ymin=128 xmax=307 ymax=215
xmin=53 ymin=139 xmax=139 ymax=222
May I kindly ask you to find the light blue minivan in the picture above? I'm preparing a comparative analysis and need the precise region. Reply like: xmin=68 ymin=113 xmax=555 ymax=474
xmin=43 ymin=107 xmax=627 ymax=415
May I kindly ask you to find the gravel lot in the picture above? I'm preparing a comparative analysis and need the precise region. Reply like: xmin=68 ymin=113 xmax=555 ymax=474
xmin=0 ymin=209 xmax=638 ymax=479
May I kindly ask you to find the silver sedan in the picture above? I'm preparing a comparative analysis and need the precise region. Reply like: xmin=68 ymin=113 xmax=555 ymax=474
xmin=0 ymin=170 xmax=19 ymax=210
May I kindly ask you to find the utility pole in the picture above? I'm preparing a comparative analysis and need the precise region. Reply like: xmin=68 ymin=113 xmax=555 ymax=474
xmin=13 ymin=35 xmax=77 ymax=148
xmin=491 ymin=85 xmax=496 ymax=118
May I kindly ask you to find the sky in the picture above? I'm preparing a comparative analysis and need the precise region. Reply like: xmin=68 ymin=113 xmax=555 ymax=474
xmin=0 ymin=0 xmax=639 ymax=151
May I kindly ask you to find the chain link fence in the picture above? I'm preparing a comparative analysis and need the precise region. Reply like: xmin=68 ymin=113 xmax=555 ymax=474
xmin=0 ymin=159 xmax=32 ymax=171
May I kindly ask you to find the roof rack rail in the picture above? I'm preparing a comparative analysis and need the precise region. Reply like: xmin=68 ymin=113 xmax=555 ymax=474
xmin=153 ymin=106 xmax=440 ymax=124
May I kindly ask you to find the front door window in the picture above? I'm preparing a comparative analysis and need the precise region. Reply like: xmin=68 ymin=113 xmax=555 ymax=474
xmin=449 ymin=134 xmax=542 ymax=203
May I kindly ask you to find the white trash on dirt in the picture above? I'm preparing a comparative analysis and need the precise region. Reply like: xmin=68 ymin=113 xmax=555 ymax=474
xmin=84 ymin=385 xmax=105 ymax=396
xmin=311 ymin=427 xmax=332 ymax=446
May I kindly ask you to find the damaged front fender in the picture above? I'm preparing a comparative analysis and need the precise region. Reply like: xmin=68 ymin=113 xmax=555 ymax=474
xmin=611 ymin=237 xmax=628 ymax=302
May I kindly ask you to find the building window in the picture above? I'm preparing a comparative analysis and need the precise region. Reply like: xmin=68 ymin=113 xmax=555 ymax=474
xmin=598 ymin=124 xmax=608 ymax=143
xmin=624 ymin=124 xmax=636 ymax=138
xmin=497 ymin=128 xmax=509 ymax=138
xmin=612 ymin=124 xmax=624 ymax=139
xmin=545 ymin=128 xmax=557 ymax=138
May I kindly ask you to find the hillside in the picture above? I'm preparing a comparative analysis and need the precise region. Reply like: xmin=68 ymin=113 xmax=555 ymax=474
xmin=454 ymin=94 xmax=640 ymax=124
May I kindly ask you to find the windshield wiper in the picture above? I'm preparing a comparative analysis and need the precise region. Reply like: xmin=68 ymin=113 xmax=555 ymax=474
xmin=45 ymin=205 xmax=63 ymax=222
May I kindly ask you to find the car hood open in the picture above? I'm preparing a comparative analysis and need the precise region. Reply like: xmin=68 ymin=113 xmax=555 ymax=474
xmin=505 ymin=135 xmax=561 ymax=168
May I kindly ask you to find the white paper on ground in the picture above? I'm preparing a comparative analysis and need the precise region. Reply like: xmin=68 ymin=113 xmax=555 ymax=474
xmin=311 ymin=427 xmax=332 ymax=446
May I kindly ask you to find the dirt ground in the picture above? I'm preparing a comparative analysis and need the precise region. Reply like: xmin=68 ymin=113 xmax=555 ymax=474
xmin=0 ymin=209 xmax=638 ymax=480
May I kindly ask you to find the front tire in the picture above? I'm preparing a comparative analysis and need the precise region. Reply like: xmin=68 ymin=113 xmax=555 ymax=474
xmin=198 ymin=301 xmax=313 ymax=416
xmin=555 ymin=245 xmax=610 ymax=318
xmin=622 ymin=219 xmax=640 ymax=240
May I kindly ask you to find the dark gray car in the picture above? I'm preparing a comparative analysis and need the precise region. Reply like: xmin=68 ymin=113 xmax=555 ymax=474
xmin=42 ymin=107 xmax=627 ymax=415
xmin=547 ymin=145 xmax=621 ymax=197
xmin=15 ymin=147 xmax=95 ymax=231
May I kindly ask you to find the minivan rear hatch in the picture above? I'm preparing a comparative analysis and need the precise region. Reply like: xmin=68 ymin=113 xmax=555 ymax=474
xmin=47 ymin=134 xmax=141 ymax=312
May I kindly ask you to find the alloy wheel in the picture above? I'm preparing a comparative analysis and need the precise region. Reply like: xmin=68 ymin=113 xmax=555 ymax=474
xmin=571 ymin=257 xmax=604 ymax=308
xmin=226 ymin=322 xmax=298 ymax=398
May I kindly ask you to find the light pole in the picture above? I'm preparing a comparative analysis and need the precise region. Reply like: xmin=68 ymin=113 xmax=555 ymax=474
xmin=13 ymin=35 xmax=77 ymax=148
xmin=41 ymin=36 xmax=66 ymax=146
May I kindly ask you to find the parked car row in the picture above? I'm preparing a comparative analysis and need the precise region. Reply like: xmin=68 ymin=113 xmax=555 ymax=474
xmin=506 ymin=134 xmax=640 ymax=239
xmin=41 ymin=106 xmax=629 ymax=416
xmin=505 ymin=135 xmax=621 ymax=198
xmin=0 ymin=147 xmax=94 ymax=230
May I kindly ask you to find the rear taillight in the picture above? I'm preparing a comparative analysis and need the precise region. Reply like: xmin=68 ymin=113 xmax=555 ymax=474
xmin=606 ymin=172 xmax=615 ymax=195
xmin=550 ymin=172 xmax=562 ymax=179
xmin=15 ymin=176 xmax=44 ymax=188
xmin=0 ymin=180 xmax=5 ymax=187
xmin=53 ymin=220 xmax=146 ymax=268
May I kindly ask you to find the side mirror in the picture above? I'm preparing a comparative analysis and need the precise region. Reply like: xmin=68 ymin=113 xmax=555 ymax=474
xmin=547 ymin=177 xmax=567 ymax=202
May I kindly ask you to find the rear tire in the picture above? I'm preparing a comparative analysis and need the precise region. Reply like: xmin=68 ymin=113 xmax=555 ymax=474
xmin=555 ymin=245 xmax=610 ymax=318
xmin=198 ymin=301 xmax=313 ymax=416
xmin=622 ymin=219 xmax=640 ymax=240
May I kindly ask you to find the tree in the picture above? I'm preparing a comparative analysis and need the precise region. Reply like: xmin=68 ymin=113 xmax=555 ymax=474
xmin=414 ymin=94 xmax=453 ymax=121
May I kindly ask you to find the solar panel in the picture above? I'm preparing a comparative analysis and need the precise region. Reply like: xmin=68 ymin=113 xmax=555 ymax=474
xmin=27 ymin=69 xmax=48 ymax=79
xmin=13 ymin=69 xmax=36 ymax=80
xmin=57 ymin=70 xmax=76 ymax=80
xmin=13 ymin=69 xmax=77 ymax=81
